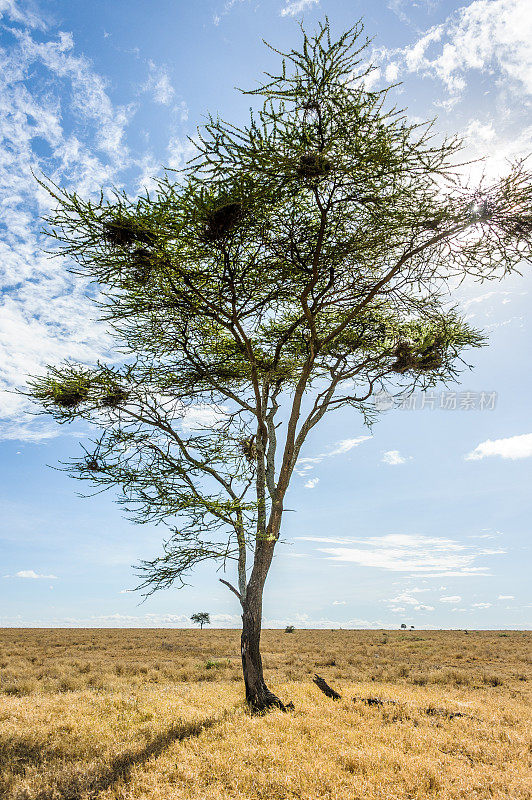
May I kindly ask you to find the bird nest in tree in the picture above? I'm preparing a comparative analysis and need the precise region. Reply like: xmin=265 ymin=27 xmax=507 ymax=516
xmin=83 ymin=458 xmax=102 ymax=473
xmin=241 ymin=436 xmax=257 ymax=463
xmin=103 ymin=218 xmax=156 ymax=248
xmin=202 ymin=203 xmax=243 ymax=242
xmin=505 ymin=215 xmax=532 ymax=240
xmin=48 ymin=379 xmax=91 ymax=408
xmin=417 ymin=349 xmax=443 ymax=370
xmin=391 ymin=340 xmax=443 ymax=373
xmin=296 ymin=152 xmax=332 ymax=178
xmin=100 ymin=385 xmax=128 ymax=408
xmin=391 ymin=342 xmax=418 ymax=374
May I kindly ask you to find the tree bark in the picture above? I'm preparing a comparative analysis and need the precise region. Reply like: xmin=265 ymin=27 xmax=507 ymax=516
xmin=241 ymin=581 xmax=286 ymax=713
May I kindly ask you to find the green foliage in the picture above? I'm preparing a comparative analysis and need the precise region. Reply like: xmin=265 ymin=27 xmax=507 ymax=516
xmin=27 ymin=20 xmax=531 ymax=599
xmin=191 ymin=612 xmax=211 ymax=629
xmin=203 ymin=657 xmax=231 ymax=669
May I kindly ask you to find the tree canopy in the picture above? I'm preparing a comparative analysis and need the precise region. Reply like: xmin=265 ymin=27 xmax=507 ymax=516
xmin=190 ymin=612 xmax=211 ymax=629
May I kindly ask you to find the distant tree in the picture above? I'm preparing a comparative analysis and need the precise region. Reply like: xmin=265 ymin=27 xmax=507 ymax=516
xmin=285 ymin=625 xmax=295 ymax=633
xmin=191 ymin=611 xmax=210 ymax=629
xmin=410 ymin=625 xmax=415 ymax=630
xmin=401 ymin=624 xmax=407 ymax=630
xmin=28 ymin=21 xmax=531 ymax=712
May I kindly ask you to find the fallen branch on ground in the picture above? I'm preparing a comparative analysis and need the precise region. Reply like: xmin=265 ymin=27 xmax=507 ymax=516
xmin=313 ymin=674 xmax=341 ymax=700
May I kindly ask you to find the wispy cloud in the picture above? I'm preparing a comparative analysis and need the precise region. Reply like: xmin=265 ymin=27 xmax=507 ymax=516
xmin=382 ymin=449 xmax=410 ymax=466
xmin=296 ymin=436 xmax=371 ymax=475
xmin=465 ymin=433 xmax=532 ymax=461
xmin=0 ymin=16 xmax=139 ymax=441
xmin=304 ymin=477 xmax=319 ymax=489
xmin=392 ymin=0 xmax=532 ymax=101
xmin=263 ymin=612 xmax=385 ymax=629
xmin=440 ymin=595 xmax=462 ymax=603
xmin=0 ymin=0 xmax=47 ymax=30
xmin=0 ymin=11 xmax=196 ymax=443
xmin=297 ymin=533 xmax=504 ymax=576
xmin=329 ymin=437 xmax=372 ymax=455
xmin=143 ymin=61 xmax=175 ymax=105
xmin=387 ymin=0 xmax=435 ymax=26
xmin=387 ymin=591 xmax=422 ymax=606
xmin=280 ymin=0 xmax=319 ymax=17
xmin=213 ymin=0 xmax=248 ymax=25
xmin=4 ymin=569 xmax=58 ymax=579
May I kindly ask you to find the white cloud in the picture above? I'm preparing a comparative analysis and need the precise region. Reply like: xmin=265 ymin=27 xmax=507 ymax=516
xmin=304 ymin=477 xmax=319 ymax=489
xmin=472 ymin=602 xmax=492 ymax=609
xmin=465 ymin=433 xmax=532 ymax=461
xmin=298 ymin=533 xmax=503 ymax=576
xmin=332 ymin=600 xmax=346 ymax=605
xmin=414 ymin=604 xmax=434 ymax=612
xmin=213 ymin=0 xmax=249 ymax=25
xmin=385 ymin=62 xmax=399 ymax=82
xmin=4 ymin=570 xmax=58 ymax=579
xmin=387 ymin=592 xmax=420 ymax=606
xmin=280 ymin=0 xmax=319 ymax=17
xmin=440 ymin=595 xmax=462 ymax=603
xmin=181 ymin=403 xmax=229 ymax=430
xmin=0 ymin=18 xmax=140 ymax=441
xmin=0 ymin=0 xmax=46 ymax=30
xmin=330 ymin=436 xmax=372 ymax=455
xmin=382 ymin=449 xmax=410 ymax=465
xmin=0 ymin=609 xmax=388 ymax=629
xmin=173 ymin=100 xmax=189 ymax=123
xmin=264 ymin=613 xmax=385 ymax=629
xmin=498 ymin=594 xmax=514 ymax=600
xmin=397 ymin=0 xmax=532 ymax=100
xmin=166 ymin=135 xmax=198 ymax=170
xmin=143 ymin=61 xmax=175 ymax=105
xmin=295 ymin=436 xmax=371 ymax=475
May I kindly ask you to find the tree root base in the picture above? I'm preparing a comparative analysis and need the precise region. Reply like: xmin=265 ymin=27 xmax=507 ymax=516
xmin=247 ymin=688 xmax=294 ymax=715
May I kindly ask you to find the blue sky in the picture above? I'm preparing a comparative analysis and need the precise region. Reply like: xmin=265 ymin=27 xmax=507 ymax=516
xmin=0 ymin=0 xmax=530 ymax=629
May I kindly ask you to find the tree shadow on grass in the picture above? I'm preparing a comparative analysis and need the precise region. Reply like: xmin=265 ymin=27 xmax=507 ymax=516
xmin=2 ymin=710 xmax=233 ymax=799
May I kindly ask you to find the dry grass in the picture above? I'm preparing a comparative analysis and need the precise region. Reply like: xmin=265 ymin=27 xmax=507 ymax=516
xmin=1 ymin=629 xmax=530 ymax=799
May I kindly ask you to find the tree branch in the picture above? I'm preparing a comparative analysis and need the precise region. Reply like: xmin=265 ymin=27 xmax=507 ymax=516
xmin=219 ymin=578 xmax=242 ymax=602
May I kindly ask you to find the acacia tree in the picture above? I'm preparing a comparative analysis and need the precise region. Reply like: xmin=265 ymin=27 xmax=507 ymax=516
xmin=191 ymin=611 xmax=210 ymax=629
xmin=29 ymin=22 xmax=530 ymax=712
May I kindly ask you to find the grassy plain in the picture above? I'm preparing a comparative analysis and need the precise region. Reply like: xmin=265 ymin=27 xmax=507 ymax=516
xmin=0 ymin=628 xmax=530 ymax=799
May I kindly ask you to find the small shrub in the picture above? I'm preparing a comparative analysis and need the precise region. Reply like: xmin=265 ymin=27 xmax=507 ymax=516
xmin=284 ymin=625 xmax=295 ymax=633
xmin=3 ymin=681 xmax=35 ymax=696
xmin=58 ymin=677 xmax=80 ymax=692
xmin=204 ymin=659 xmax=222 ymax=670
xmin=482 ymin=673 xmax=503 ymax=687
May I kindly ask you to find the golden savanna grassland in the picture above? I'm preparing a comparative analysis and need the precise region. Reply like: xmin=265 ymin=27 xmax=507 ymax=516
xmin=0 ymin=628 xmax=530 ymax=799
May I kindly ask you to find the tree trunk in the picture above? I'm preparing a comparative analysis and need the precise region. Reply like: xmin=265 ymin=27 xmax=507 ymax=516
xmin=241 ymin=587 xmax=286 ymax=713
